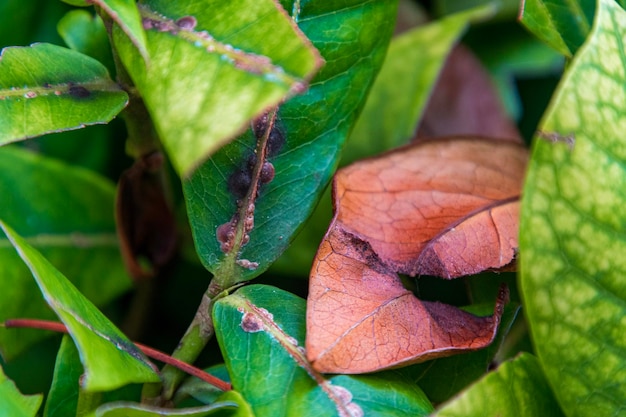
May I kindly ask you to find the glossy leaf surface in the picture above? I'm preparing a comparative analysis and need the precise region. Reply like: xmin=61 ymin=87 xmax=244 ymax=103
xmin=0 ymin=222 xmax=160 ymax=392
xmin=0 ymin=364 xmax=42 ymax=417
xmin=306 ymin=138 xmax=527 ymax=373
xmin=520 ymin=0 xmax=626 ymax=415
xmin=433 ymin=353 xmax=564 ymax=417
xmin=214 ymin=285 xmax=433 ymax=417
xmin=519 ymin=0 xmax=594 ymax=57
xmin=0 ymin=147 xmax=131 ymax=359
xmin=0 ymin=43 xmax=127 ymax=143
xmin=57 ymin=10 xmax=114 ymax=72
xmin=114 ymin=0 xmax=322 ymax=176
xmin=184 ymin=0 xmax=398 ymax=283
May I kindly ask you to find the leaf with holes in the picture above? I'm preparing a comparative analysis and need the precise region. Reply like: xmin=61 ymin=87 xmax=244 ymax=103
xmin=0 ymin=221 xmax=160 ymax=392
xmin=306 ymin=137 xmax=527 ymax=373
xmin=0 ymin=147 xmax=131 ymax=359
xmin=213 ymin=285 xmax=433 ymax=417
xmin=520 ymin=0 xmax=626 ymax=415
xmin=184 ymin=0 xmax=398 ymax=285
xmin=113 ymin=0 xmax=323 ymax=176
xmin=519 ymin=0 xmax=594 ymax=57
xmin=0 ymin=43 xmax=128 ymax=143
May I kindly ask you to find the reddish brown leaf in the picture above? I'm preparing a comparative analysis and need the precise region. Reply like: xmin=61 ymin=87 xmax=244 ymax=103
xmin=416 ymin=45 xmax=521 ymax=143
xmin=115 ymin=152 xmax=177 ymax=280
xmin=306 ymin=137 xmax=527 ymax=373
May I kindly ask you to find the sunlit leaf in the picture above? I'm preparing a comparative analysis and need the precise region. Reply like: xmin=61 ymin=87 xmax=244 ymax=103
xmin=184 ymin=0 xmax=398 ymax=284
xmin=520 ymin=0 xmax=626 ymax=415
xmin=0 ymin=43 xmax=127 ymax=143
xmin=113 ymin=0 xmax=322 ymax=176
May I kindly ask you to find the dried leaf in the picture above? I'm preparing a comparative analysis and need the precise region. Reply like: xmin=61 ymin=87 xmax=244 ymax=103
xmin=416 ymin=46 xmax=521 ymax=142
xmin=306 ymin=137 xmax=527 ymax=373
xmin=115 ymin=152 xmax=177 ymax=280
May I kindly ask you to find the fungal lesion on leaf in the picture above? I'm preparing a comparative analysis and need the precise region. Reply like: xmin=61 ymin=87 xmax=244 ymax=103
xmin=216 ymin=109 xmax=285 ymax=271
xmin=536 ymin=130 xmax=575 ymax=150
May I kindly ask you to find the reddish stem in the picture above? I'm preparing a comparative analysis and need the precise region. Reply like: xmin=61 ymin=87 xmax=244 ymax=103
xmin=3 ymin=318 xmax=231 ymax=392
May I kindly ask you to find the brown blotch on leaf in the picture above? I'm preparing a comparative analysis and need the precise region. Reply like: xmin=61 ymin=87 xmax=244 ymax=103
xmin=216 ymin=219 xmax=237 ymax=253
xmin=115 ymin=152 xmax=178 ymax=280
xmin=241 ymin=312 xmax=264 ymax=332
xmin=260 ymin=162 xmax=275 ymax=184
xmin=176 ymin=16 xmax=197 ymax=30
xmin=68 ymin=85 xmax=91 ymax=99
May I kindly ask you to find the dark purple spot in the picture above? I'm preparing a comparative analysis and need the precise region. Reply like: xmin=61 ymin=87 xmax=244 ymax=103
xmin=69 ymin=85 xmax=91 ymax=99
xmin=266 ymin=125 xmax=285 ymax=157
xmin=260 ymin=162 xmax=275 ymax=184
xmin=176 ymin=16 xmax=197 ymax=30
xmin=228 ymin=169 xmax=252 ymax=199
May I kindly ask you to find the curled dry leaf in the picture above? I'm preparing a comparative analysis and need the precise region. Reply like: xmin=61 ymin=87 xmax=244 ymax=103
xmin=115 ymin=152 xmax=177 ymax=280
xmin=306 ymin=137 xmax=527 ymax=373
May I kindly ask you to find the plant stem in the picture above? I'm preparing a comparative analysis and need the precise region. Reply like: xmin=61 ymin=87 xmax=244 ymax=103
xmin=142 ymin=279 xmax=224 ymax=404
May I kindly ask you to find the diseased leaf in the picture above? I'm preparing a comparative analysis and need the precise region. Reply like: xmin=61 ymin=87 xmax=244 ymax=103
xmin=0 ymin=43 xmax=127 ymax=143
xmin=0 ymin=363 xmax=42 ymax=417
xmin=306 ymin=137 xmax=527 ymax=373
xmin=0 ymin=146 xmax=131 ymax=359
xmin=44 ymin=335 xmax=82 ymax=417
xmin=519 ymin=0 xmax=594 ymax=57
xmin=113 ymin=0 xmax=322 ymax=176
xmin=520 ymin=0 xmax=626 ymax=415
xmin=214 ymin=285 xmax=433 ymax=417
xmin=0 ymin=222 xmax=160 ymax=392
xmin=184 ymin=0 xmax=398 ymax=284
xmin=432 ymin=353 xmax=565 ymax=417
xmin=405 ymin=303 xmax=520 ymax=404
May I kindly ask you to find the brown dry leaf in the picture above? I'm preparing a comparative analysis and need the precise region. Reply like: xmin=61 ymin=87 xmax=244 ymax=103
xmin=306 ymin=137 xmax=527 ymax=373
xmin=416 ymin=45 xmax=521 ymax=142
xmin=115 ymin=152 xmax=178 ymax=280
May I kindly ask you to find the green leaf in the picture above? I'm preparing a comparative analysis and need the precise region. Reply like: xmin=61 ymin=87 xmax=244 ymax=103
xmin=184 ymin=0 xmax=398 ymax=284
xmin=432 ymin=353 xmax=564 ymax=416
xmin=213 ymin=285 xmax=433 ymax=417
xmin=57 ymin=10 xmax=115 ymax=73
xmin=92 ymin=0 xmax=149 ymax=63
xmin=0 ymin=363 xmax=42 ymax=417
xmin=113 ymin=0 xmax=322 ymax=176
xmin=0 ymin=221 xmax=160 ymax=392
xmin=520 ymin=0 xmax=626 ymax=415
xmin=94 ymin=401 xmax=238 ymax=417
xmin=0 ymin=146 xmax=131 ymax=359
xmin=519 ymin=0 xmax=595 ymax=57
xmin=175 ymin=364 xmax=231 ymax=405
xmin=44 ymin=335 xmax=82 ymax=417
xmin=0 ymin=43 xmax=128 ymax=143
xmin=349 ymin=5 xmax=494 ymax=162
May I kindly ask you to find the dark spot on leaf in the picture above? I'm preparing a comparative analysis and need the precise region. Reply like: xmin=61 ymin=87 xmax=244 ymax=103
xmin=216 ymin=220 xmax=236 ymax=253
xmin=260 ymin=162 xmax=275 ymax=184
xmin=69 ymin=85 xmax=91 ymax=99
xmin=241 ymin=312 xmax=263 ymax=332
xmin=176 ymin=16 xmax=197 ymax=30
xmin=228 ymin=168 xmax=252 ymax=199
xmin=266 ymin=124 xmax=285 ymax=157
